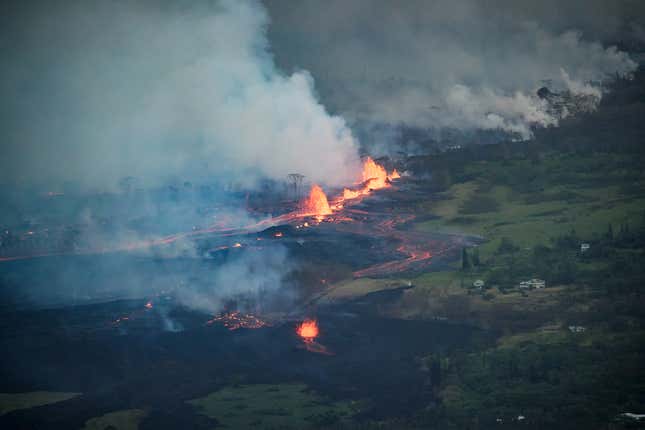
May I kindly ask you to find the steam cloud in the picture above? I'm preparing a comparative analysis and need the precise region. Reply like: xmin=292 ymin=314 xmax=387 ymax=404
xmin=175 ymin=245 xmax=292 ymax=315
xmin=0 ymin=0 xmax=360 ymax=190
xmin=267 ymin=0 xmax=641 ymax=139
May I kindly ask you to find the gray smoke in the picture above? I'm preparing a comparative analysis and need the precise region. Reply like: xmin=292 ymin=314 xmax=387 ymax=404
xmin=266 ymin=0 xmax=641 ymax=140
xmin=175 ymin=245 xmax=292 ymax=315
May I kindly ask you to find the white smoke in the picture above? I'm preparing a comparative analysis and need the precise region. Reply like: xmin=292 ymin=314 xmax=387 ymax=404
xmin=175 ymin=245 xmax=292 ymax=315
xmin=0 ymin=0 xmax=360 ymax=190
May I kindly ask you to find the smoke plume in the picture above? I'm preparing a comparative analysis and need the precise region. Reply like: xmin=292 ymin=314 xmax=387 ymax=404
xmin=266 ymin=0 xmax=641 ymax=140
xmin=0 ymin=0 xmax=360 ymax=190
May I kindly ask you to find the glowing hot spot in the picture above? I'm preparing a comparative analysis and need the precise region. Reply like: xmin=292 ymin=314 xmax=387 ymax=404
xmin=296 ymin=319 xmax=319 ymax=340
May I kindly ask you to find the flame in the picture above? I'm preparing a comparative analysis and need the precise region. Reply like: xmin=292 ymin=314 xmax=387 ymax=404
xmin=296 ymin=319 xmax=319 ymax=340
xmin=343 ymin=188 xmax=361 ymax=199
xmin=302 ymin=185 xmax=332 ymax=216
xmin=338 ymin=157 xmax=399 ymax=203
xmin=362 ymin=157 xmax=389 ymax=190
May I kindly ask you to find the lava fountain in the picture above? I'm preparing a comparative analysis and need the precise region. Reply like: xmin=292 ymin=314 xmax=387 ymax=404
xmin=296 ymin=319 xmax=319 ymax=341
xmin=296 ymin=319 xmax=332 ymax=355
xmin=362 ymin=156 xmax=389 ymax=189
xmin=302 ymin=185 xmax=332 ymax=216
xmin=340 ymin=157 xmax=400 ymax=202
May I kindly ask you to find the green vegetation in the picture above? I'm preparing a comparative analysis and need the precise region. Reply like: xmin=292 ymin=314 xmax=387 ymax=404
xmin=417 ymin=154 xmax=645 ymax=260
xmin=82 ymin=409 xmax=147 ymax=430
xmin=384 ymin=148 xmax=645 ymax=428
xmin=322 ymin=277 xmax=409 ymax=301
xmin=0 ymin=391 xmax=80 ymax=416
xmin=188 ymin=383 xmax=360 ymax=429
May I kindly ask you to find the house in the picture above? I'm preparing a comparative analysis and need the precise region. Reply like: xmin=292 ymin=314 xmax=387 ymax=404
xmin=568 ymin=325 xmax=586 ymax=333
xmin=580 ymin=243 xmax=590 ymax=253
xmin=473 ymin=279 xmax=485 ymax=289
xmin=518 ymin=278 xmax=546 ymax=290
xmin=616 ymin=413 xmax=645 ymax=422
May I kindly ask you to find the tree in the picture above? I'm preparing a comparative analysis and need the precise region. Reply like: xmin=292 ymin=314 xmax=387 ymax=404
xmin=607 ymin=223 xmax=614 ymax=240
xmin=497 ymin=237 xmax=519 ymax=254
xmin=462 ymin=248 xmax=471 ymax=270
xmin=472 ymin=248 xmax=480 ymax=266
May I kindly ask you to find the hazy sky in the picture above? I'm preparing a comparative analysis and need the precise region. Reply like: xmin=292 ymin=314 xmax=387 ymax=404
xmin=1 ymin=0 xmax=642 ymax=190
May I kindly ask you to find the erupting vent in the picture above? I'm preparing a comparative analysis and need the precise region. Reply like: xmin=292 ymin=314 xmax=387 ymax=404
xmin=302 ymin=185 xmax=332 ymax=216
xmin=362 ymin=157 xmax=389 ymax=189
xmin=296 ymin=319 xmax=319 ymax=340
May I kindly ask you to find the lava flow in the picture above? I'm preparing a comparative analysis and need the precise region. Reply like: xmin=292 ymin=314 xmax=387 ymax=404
xmin=206 ymin=311 xmax=268 ymax=330
xmin=0 ymin=156 xmax=417 ymax=277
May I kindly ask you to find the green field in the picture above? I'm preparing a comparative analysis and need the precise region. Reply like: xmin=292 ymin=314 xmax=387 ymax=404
xmin=0 ymin=391 xmax=80 ymax=416
xmin=188 ymin=383 xmax=360 ymax=429
xmin=82 ymin=409 xmax=147 ymax=430
xmin=416 ymin=154 xmax=645 ymax=258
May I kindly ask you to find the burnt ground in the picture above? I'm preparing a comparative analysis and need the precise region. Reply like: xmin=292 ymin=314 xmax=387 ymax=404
xmin=0 ymin=295 xmax=492 ymax=429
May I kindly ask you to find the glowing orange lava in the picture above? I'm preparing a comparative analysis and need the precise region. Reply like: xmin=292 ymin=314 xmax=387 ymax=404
xmin=206 ymin=311 xmax=268 ymax=330
xmin=302 ymin=185 xmax=332 ymax=216
xmin=338 ymin=157 xmax=399 ymax=203
xmin=296 ymin=319 xmax=319 ymax=340
xmin=343 ymin=188 xmax=361 ymax=199
xmin=362 ymin=157 xmax=389 ymax=189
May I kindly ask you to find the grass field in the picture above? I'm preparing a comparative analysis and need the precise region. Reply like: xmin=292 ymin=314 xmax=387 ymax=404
xmin=82 ymin=409 xmax=147 ymax=430
xmin=0 ymin=391 xmax=80 ymax=416
xmin=188 ymin=383 xmax=359 ymax=429
xmin=416 ymin=154 xmax=645 ymax=259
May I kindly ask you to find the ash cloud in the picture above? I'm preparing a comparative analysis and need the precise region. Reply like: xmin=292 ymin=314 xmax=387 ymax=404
xmin=0 ymin=0 xmax=360 ymax=191
xmin=266 ymin=0 xmax=641 ymax=140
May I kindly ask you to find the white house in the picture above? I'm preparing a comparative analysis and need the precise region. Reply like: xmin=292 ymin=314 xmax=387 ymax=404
xmin=473 ymin=279 xmax=485 ymax=289
xmin=518 ymin=279 xmax=546 ymax=290
xmin=580 ymin=243 xmax=590 ymax=253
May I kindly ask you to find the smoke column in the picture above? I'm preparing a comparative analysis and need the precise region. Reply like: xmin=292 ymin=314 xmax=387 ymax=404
xmin=0 ymin=0 xmax=361 ymax=190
